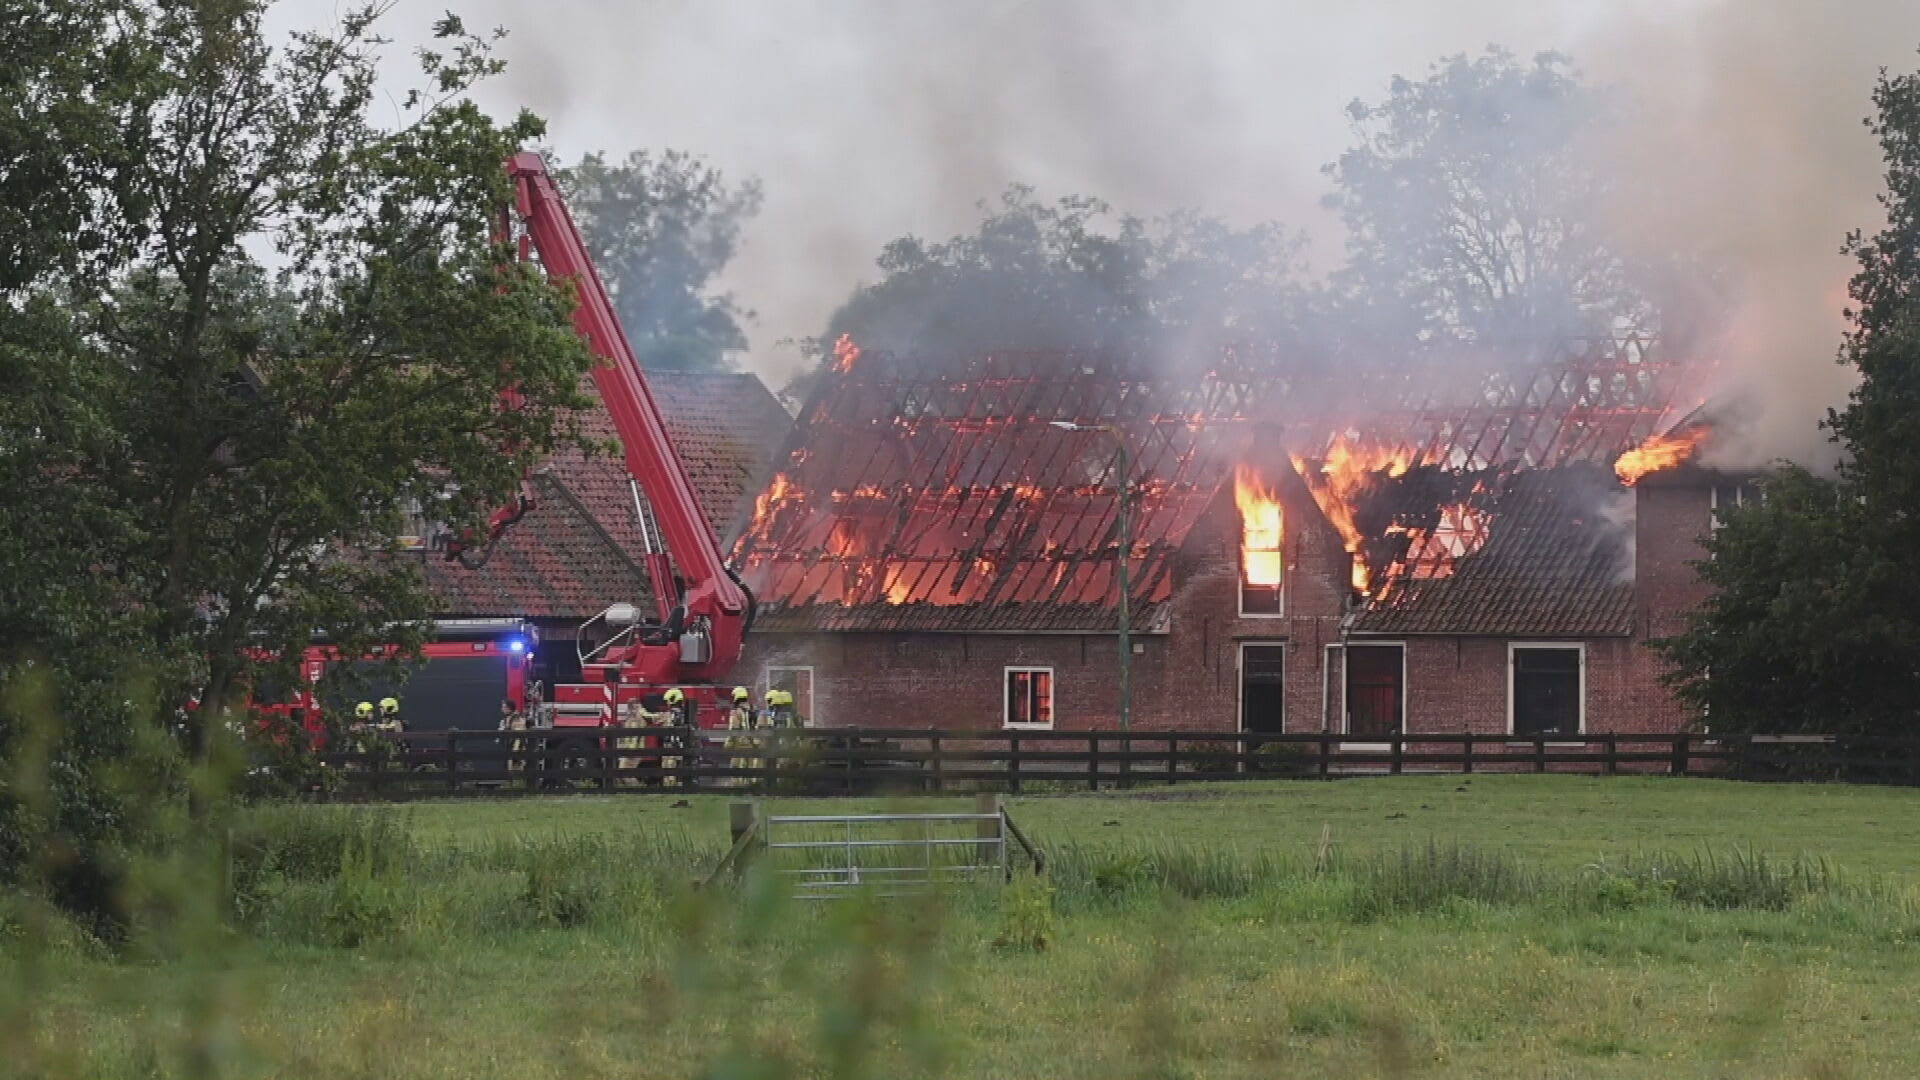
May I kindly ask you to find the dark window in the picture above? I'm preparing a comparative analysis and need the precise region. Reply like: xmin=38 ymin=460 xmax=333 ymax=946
xmin=1006 ymin=668 xmax=1054 ymax=728
xmin=1345 ymin=645 xmax=1403 ymax=737
xmin=1241 ymin=645 xmax=1285 ymax=734
xmin=1512 ymin=647 xmax=1581 ymax=737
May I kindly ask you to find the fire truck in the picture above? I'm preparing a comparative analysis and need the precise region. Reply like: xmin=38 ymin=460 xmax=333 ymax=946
xmin=241 ymin=152 xmax=752 ymax=752
xmin=247 ymin=618 xmax=541 ymax=743
xmin=442 ymin=152 xmax=756 ymax=736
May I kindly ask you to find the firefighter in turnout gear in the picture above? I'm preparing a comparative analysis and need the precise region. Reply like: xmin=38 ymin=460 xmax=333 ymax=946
xmin=377 ymin=696 xmax=403 ymax=734
xmin=724 ymin=687 xmax=755 ymax=786
xmin=657 ymin=687 xmax=687 ymax=787
xmin=764 ymin=688 xmax=797 ymax=729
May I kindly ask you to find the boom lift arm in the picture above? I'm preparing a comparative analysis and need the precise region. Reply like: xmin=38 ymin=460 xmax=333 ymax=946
xmin=496 ymin=151 xmax=751 ymax=686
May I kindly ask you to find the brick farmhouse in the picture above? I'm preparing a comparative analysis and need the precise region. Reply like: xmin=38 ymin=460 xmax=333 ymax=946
xmin=727 ymin=340 xmax=1750 ymax=738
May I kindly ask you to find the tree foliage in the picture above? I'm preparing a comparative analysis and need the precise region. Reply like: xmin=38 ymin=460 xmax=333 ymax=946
xmin=556 ymin=149 xmax=761 ymax=371
xmin=787 ymin=186 xmax=1308 ymax=403
xmin=1659 ymin=55 xmax=1920 ymax=734
xmin=0 ymin=0 xmax=592 ymax=925
xmin=1325 ymin=48 xmax=1654 ymax=352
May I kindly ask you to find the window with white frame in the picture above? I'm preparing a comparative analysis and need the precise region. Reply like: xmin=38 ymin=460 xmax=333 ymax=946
xmin=1509 ymin=644 xmax=1583 ymax=738
xmin=765 ymin=666 xmax=816 ymax=726
xmin=1004 ymin=667 xmax=1054 ymax=729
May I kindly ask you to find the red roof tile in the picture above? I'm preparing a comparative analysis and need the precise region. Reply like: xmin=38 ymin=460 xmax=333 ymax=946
xmin=425 ymin=369 xmax=791 ymax=619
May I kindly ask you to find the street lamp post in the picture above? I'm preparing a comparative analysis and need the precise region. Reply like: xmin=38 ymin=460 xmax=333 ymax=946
xmin=1051 ymin=421 xmax=1132 ymax=731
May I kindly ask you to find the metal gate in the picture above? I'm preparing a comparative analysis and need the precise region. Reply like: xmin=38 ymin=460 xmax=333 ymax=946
xmin=760 ymin=809 xmax=1009 ymax=900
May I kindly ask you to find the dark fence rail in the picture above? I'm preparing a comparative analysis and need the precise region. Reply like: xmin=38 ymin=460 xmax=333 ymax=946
xmin=304 ymin=729 xmax=1920 ymax=799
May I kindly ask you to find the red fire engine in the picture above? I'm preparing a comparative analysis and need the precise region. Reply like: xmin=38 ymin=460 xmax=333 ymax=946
xmin=444 ymin=152 xmax=756 ymax=734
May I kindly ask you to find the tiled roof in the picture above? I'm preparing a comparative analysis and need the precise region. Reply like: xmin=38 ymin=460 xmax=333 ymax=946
xmin=420 ymin=473 xmax=650 ymax=618
xmin=425 ymin=369 xmax=791 ymax=620
xmin=733 ymin=348 xmax=1278 ymax=633
xmin=1349 ymin=464 xmax=1634 ymax=636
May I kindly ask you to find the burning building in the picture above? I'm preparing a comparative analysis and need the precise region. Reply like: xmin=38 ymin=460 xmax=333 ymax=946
xmin=731 ymin=336 xmax=1745 ymax=738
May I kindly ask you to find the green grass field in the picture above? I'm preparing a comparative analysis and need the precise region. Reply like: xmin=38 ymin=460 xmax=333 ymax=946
xmin=10 ymin=776 xmax=1920 ymax=1078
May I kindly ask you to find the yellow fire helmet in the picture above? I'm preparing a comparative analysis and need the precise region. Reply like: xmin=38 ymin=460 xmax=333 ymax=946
xmin=379 ymin=697 xmax=400 ymax=715
xmin=766 ymin=690 xmax=794 ymax=707
xmin=731 ymin=686 xmax=751 ymax=703
xmin=354 ymin=701 xmax=374 ymax=719
xmin=663 ymin=687 xmax=686 ymax=705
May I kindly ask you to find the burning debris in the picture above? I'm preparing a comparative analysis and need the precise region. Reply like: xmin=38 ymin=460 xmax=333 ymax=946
xmin=1614 ymin=430 xmax=1705 ymax=485
xmin=832 ymin=333 xmax=862 ymax=373
xmin=1289 ymin=435 xmax=1417 ymax=593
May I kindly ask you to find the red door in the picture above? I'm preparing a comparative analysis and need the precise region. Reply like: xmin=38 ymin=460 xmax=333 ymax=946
xmin=1345 ymin=644 xmax=1403 ymax=738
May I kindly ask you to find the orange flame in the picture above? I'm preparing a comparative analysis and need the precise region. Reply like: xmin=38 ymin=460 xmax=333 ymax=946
xmin=1615 ymin=431 xmax=1703 ymax=485
xmin=1290 ymin=435 xmax=1417 ymax=594
xmin=832 ymin=333 xmax=861 ymax=374
xmin=750 ymin=472 xmax=794 ymax=536
xmin=1233 ymin=465 xmax=1283 ymax=587
xmin=1401 ymin=502 xmax=1491 ymax=581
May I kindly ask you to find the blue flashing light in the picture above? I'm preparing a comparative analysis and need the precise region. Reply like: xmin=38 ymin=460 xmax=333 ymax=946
xmin=507 ymin=637 xmax=527 ymax=654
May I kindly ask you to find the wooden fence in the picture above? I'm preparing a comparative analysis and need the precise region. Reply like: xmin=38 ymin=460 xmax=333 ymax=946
xmin=306 ymin=728 xmax=1920 ymax=799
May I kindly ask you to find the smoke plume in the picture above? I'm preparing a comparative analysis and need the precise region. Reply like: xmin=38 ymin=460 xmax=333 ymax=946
xmin=300 ymin=0 xmax=1920 ymax=463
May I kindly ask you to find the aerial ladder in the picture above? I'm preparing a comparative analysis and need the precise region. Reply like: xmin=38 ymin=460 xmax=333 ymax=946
xmin=452 ymin=151 xmax=756 ymax=731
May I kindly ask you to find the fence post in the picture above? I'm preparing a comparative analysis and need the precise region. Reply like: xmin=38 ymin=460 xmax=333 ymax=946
xmin=1534 ymin=736 xmax=1547 ymax=773
xmin=599 ymin=732 xmax=614 ymax=792
xmin=729 ymin=801 xmax=758 ymax=881
xmin=1672 ymin=733 xmax=1689 ymax=777
xmin=1390 ymin=733 xmax=1404 ymax=775
xmin=1318 ymin=733 xmax=1331 ymax=778
xmin=1008 ymin=732 xmax=1022 ymax=794
xmin=975 ymin=793 xmax=1003 ymax=878
xmin=930 ymin=733 xmax=944 ymax=794
xmin=447 ymin=732 xmax=460 ymax=794
xmin=1462 ymin=734 xmax=1474 ymax=775
xmin=1605 ymin=734 xmax=1619 ymax=775
xmin=1087 ymin=733 xmax=1100 ymax=792
xmin=1119 ymin=730 xmax=1132 ymax=790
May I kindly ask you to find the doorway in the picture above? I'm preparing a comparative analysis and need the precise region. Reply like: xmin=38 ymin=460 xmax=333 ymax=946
xmin=1239 ymin=644 xmax=1286 ymax=734
xmin=1345 ymin=643 xmax=1404 ymax=738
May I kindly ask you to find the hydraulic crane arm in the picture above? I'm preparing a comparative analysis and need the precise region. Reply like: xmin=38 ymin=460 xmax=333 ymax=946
xmin=503 ymin=151 xmax=750 ymax=680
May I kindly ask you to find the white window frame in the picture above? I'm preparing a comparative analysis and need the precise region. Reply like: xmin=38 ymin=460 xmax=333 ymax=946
xmin=1236 ymin=642 xmax=1286 ymax=733
xmin=1003 ymin=666 xmax=1056 ymax=730
xmin=764 ymin=665 xmax=817 ymax=727
xmin=1342 ymin=641 xmax=1406 ymax=743
xmin=1506 ymin=642 xmax=1585 ymax=740
xmin=1237 ymin=547 xmax=1285 ymax=619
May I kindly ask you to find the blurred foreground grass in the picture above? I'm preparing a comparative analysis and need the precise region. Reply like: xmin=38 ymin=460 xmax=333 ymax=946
xmin=8 ymin=775 xmax=1920 ymax=1078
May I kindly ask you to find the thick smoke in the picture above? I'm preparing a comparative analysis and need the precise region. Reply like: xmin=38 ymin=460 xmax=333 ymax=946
xmin=291 ymin=0 xmax=1920 ymax=464
xmin=1581 ymin=4 xmax=1920 ymax=468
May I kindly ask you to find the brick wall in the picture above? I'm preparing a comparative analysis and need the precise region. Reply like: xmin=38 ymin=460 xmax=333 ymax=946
xmin=1628 ymin=475 xmax=1717 ymax=731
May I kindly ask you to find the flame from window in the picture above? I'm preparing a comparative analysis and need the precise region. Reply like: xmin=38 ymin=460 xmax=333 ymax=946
xmin=1614 ymin=431 xmax=1703 ymax=485
xmin=1233 ymin=465 xmax=1283 ymax=587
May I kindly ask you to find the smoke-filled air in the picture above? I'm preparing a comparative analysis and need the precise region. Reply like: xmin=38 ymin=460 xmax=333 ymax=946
xmin=285 ymin=0 xmax=1920 ymax=465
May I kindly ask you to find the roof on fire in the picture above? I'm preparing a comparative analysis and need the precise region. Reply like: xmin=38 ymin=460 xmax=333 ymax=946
xmin=423 ymin=369 xmax=791 ymax=620
xmin=734 ymin=338 xmax=1706 ymax=636
xmin=734 ymin=347 xmax=1281 ymax=634
xmin=1348 ymin=464 xmax=1635 ymax=637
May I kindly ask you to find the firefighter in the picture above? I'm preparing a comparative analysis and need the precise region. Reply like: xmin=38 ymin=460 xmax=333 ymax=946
xmin=614 ymin=696 xmax=652 ymax=788
xmin=658 ymin=687 xmax=687 ymax=788
xmin=764 ymin=688 xmax=798 ymax=729
xmin=377 ymin=696 xmax=403 ymax=733
xmin=347 ymin=701 xmax=377 ymax=770
xmin=724 ymin=686 xmax=755 ymax=785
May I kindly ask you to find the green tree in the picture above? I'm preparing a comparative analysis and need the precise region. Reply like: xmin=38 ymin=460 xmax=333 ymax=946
xmin=0 ymin=0 xmax=592 ymax=924
xmin=1326 ymin=48 xmax=1654 ymax=352
xmin=556 ymin=149 xmax=761 ymax=371
xmin=1658 ymin=54 xmax=1920 ymax=734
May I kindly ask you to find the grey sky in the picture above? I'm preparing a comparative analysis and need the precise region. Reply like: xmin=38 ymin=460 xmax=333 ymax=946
xmin=272 ymin=0 xmax=1920 ymax=456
